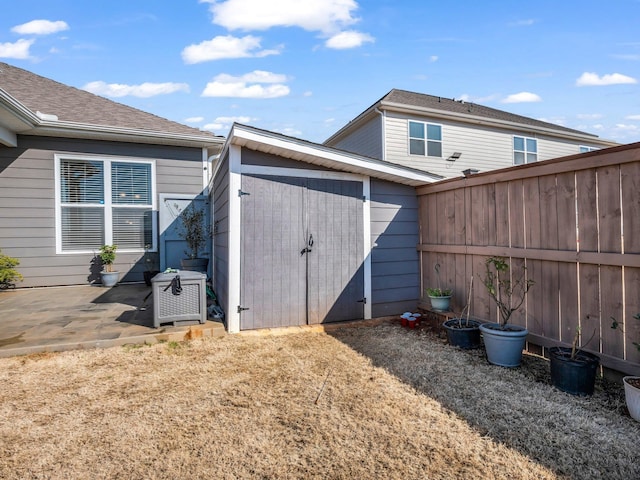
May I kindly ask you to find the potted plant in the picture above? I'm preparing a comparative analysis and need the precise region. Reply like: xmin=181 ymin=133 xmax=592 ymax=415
xmin=426 ymin=263 xmax=452 ymax=311
xmin=0 ymin=247 xmax=23 ymax=289
xmin=443 ymin=276 xmax=482 ymax=349
xmin=549 ymin=327 xmax=600 ymax=396
xmin=479 ymin=256 xmax=534 ymax=367
xmin=142 ymin=244 xmax=160 ymax=286
xmin=98 ymin=245 xmax=119 ymax=287
xmin=178 ymin=204 xmax=209 ymax=272
xmin=611 ymin=314 xmax=640 ymax=421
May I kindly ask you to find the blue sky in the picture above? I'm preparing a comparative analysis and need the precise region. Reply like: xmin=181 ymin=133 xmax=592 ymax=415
xmin=1 ymin=0 xmax=640 ymax=144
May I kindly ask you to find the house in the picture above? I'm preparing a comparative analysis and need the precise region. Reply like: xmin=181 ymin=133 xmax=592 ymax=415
xmin=210 ymin=123 xmax=440 ymax=333
xmin=324 ymin=89 xmax=619 ymax=179
xmin=0 ymin=62 xmax=225 ymax=288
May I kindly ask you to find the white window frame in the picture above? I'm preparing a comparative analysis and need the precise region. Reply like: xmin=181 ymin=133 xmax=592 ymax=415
xmin=54 ymin=154 xmax=157 ymax=254
xmin=408 ymin=120 xmax=442 ymax=157
xmin=579 ymin=145 xmax=598 ymax=153
xmin=513 ymin=136 xmax=538 ymax=165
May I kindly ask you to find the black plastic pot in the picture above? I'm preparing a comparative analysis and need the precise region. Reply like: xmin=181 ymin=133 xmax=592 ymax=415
xmin=443 ymin=319 xmax=482 ymax=349
xmin=549 ymin=347 xmax=600 ymax=396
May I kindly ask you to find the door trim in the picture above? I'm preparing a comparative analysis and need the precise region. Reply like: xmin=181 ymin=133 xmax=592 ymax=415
xmin=226 ymin=159 xmax=372 ymax=333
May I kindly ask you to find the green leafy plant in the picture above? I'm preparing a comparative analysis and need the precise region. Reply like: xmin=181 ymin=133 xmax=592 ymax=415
xmin=98 ymin=245 xmax=118 ymax=272
xmin=481 ymin=256 xmax=534 ymax=329
xmin=426 ymin=287 xmax=452 ymax=297
xmin=611 ymin=313 xmax=640 ymax=353
xmin=0 ymin=248 xmax=23 ymax=288
xmin=178 ymin=204 xmax=207 ymax=259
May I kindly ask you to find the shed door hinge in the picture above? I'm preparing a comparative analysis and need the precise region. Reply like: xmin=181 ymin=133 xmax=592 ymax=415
xmin=357 ymin=298 xmax=367 ymax=304
xmin=237 ymin=306 xmax=249 ymax=313
xmin=238 ymin=190 xmax=250 ymax=197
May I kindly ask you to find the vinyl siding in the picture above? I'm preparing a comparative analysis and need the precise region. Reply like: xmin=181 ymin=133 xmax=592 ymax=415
xmin=0 ymin=135 xmax=204 ymax=287
xmin=327 ymin=115 xmax=383 ymax=160
xmin=370 ymin=179 xmax=420 ymax=317
xmin=212 ymin=152 xmax=230 ymax=318
xmin=383 ymin=112 xmax=601 ymax=178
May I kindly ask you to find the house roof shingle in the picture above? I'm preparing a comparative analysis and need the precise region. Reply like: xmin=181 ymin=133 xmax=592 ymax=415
xmin=0 ymin=62 xmax=221 ymax=143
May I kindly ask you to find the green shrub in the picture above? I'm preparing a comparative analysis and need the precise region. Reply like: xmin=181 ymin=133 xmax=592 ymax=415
xmin=0 ymin=248 xmax=23 ymax=287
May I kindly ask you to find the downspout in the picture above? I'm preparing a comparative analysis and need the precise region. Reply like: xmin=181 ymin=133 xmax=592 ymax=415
xmin=374 ymin=107 xmax=386 ymax=161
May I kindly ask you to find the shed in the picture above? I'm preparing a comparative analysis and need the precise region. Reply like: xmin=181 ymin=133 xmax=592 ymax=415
xmin=211 ymin=124 xmax=441 ymax=333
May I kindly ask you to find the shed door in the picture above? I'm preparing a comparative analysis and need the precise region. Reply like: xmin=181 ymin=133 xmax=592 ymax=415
xmin=240 ymin=174 xmax=364 ymax=330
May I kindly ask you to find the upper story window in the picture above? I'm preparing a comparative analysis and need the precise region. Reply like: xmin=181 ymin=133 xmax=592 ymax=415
xmin=513 ymin=136 xmax=537 ymax=165
xmin=55 ymin=155 xmax=156 ymax=253
xmin=409 ymin=121 xmax=442 ymax=157
xmin=580 ymin=145 xmax=598 ymax=153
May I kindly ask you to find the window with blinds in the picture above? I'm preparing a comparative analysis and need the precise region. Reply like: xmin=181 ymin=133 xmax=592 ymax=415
xmin=57 ymin=157 xmax=154 ymax=253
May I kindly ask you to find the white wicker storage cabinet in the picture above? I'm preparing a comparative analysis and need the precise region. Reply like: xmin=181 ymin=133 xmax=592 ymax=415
xmin=151 ymin=271 xmax=207 ymax=327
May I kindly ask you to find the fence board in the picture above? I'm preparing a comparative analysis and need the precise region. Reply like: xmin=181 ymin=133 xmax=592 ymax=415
xmin=558 ymin=262 xmax=578 ymax=344
xmin=539 ymin=260 xmax=560 ymax=340
xmin=555 ymin=171 xmax=577 ymax=251
xmin=524 ymin=177 xmax=542 ymax=249
xmin=597 ymin=165 xmax=622 ymax=254
xmin=578 ymin=263 xmax=601 ymax=352
xmin=539 ymin=175 xmax=559 ymax=250
xmin=600 ymin=265 xmax=624 ymax=357
xmin=495 ymin=182 xmax=510 ymax=247
xmin=576 ymin=169 xmax=598 ymax=252
xmin=624 ymin=267 xmax=640 ymax=364
xmin=621 ymin=162 xmax=640 ymax=254
xmin=453 ymin=187 xmax=466 ymax=245
xmin=509 ymin=180 xmax=525 ymax=248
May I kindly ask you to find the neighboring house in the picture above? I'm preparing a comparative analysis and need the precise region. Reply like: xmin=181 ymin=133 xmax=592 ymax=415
xmin=324 ymin=89 xmax=618 ymax=179
xmin=211 ymin=123 xmax=441 ymax=333
xmin=0 ymin=62 xmax=224 ymax=288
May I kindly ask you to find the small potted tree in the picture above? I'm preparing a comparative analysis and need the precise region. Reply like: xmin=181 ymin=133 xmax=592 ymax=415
xmin=426 ymin=263 xmax=452 ymax=311
xmin=611 ymin=314 xmax=640 ymax=421
xmin=479 ymin=256 xmax=534 ymax=367
xmin=549 ymin=327 xmax=600 ymax=396
xmin=179 ymin=204 xmax=209 ymax=272
xmin=0 ymin=247 xmax=23 ymax=289
xmin=443 ymin=276 xmax=482 ymax=349
xmin=99 ymin=245 xmax=119 ymax=287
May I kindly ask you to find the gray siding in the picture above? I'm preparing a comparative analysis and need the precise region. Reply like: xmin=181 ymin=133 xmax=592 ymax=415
xmin=384 ymin=112 xmax=600 ymax=178
xmin=0 ymin=135 xmax=204 ymax=287
xmin=370 ymin=179 xmax=420 ymax=317
xmin=212 ymin=152 xmax=230 ymax=319
xmin=327 ymin=115 xmax=383 ymax=160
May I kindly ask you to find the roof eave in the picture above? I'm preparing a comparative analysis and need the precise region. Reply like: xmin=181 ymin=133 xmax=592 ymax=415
xmin=380 ymin=101 xmax=617 ymax=146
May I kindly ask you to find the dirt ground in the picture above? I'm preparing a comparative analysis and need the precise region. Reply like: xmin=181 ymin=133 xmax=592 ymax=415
xmin=0 ymin=321 xmax=638 ymax=480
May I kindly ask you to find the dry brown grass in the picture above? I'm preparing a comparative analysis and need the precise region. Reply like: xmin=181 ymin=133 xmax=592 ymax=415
xmin=0 ymin=322 xmax=638 ymax=479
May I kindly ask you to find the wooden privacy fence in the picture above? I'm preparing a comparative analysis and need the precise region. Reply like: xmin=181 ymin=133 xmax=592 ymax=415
xmin=416 ymin=142 xmax=640 ymax=376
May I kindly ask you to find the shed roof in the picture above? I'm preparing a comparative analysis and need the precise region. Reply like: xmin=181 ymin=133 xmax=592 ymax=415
xmin=0 ymin=62 xmax=223 ymax=148
xmin=226 ymin=123 xmax=442 ymax=186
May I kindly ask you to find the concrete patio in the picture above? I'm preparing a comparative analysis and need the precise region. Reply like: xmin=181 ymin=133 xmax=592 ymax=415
xmin=0 ymin=283 xmax=226 ymax=358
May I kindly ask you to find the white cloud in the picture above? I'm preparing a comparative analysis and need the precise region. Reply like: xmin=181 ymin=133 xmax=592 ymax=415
xmin=203 ymin=115 xmax=254 ymax=132
xmin=325 ymin=30 xmax=374 ymax=49
xmin=0 ymin=39 xmax=34 ymax=59
xmin=184 ymin=116 xmax=205 ymax=123
xmin=11 ymin=19 xmax=69 ymax=35
xmin=612 ymin=54 xmax=640 ymax=61
xmin=508 ymin=19 xmax=536 ymax=27
xmin=614 ymin=123 xmax=639 ymax=131
xmin=456 ymin=93 xmax=500 ymax=104
xmin=501 ymin=92 xmax=542 ymax=103
xmin=576 ymin=72 xmax=637 ymax=86
xmin=202 ymin=71 xmax=290 ymax=98
xmin=82 ymin=81 xmax=190 ymax=98
xmin=182 ymin=35 xmax=280 ymax=63
xmin=203 ymin=0 xmax=360 ymax=34
xmin=577 ymin=113 xmax=603 ymax=120
xmin=429 ymin=55 xmax=439 ymax=62
xmin=303 ymin=91 xmax=313 ymax=97
xmin=276 ymin=126 xmax=303 ymax=137
xmin=625 ymin=114 xmax=640 ymax=120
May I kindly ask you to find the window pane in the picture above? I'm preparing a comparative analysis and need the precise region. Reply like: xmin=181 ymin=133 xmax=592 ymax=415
xmin=513 ymin=137 xmax=524 ymax=151
xmin=113 ymin=208 xmax=153 ymax=249
xmin=514 ymin=152 xmax=525 ymax=165
xmin=61 ymin=207 xmax=104 ymax=250
xmin=527 ymin=153 xmax=537 ymax=163
xmin=60 ymin=160 xmax=104 ymax=204
xmin=427 ymin=124 xmax=441 ymax=141
xmin=427 ymin=141 xmax=442 ymax=157
xmin=410 ymin=138 xmax=425 ymax=155
xmin=409 ymin=121 xmax=424 ymax=139
xmin=112 ymin=162 xmax=152 ymax=205
xmin=526 ymin=138 xmax=537 ymax=153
